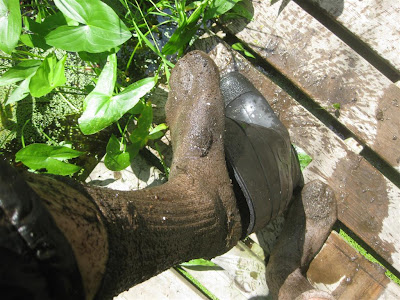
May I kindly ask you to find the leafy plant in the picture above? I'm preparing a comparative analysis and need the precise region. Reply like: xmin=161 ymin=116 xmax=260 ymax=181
xmin=46 ymin=0 xmax=132 ymax=53
xmin=104 ymin=101 xmax=168 ymax=171
xmin=78 ymin=53 xmax=156 ymax=135
xmin=29 ymin=53 xmax=67 ymax=97
xmin=0 ymin=0 xmax=250 ymax=176
xmin=15 ymin=143 xmax=83 ymax=175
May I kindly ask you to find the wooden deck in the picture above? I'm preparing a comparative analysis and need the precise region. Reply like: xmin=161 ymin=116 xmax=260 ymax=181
xmin=87 ymin=0 xmax=400 ymax=298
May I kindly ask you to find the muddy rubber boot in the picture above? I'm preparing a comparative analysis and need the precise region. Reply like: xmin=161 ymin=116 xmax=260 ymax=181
xmin=221 ymin=72 xmax=303 ymax=236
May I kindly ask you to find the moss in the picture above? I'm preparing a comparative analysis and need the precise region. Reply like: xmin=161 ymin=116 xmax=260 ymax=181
xmin=339 ymin=229 xmax=400 ymax=285
xmin=0 ymin=50 xmax=108 ymax=174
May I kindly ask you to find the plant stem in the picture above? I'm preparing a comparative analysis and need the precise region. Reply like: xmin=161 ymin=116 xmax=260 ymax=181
xmin=14 ymin=50 xmax=45 ymax=59
xmin=155 ymin=142 xmax=169 ymax=178
xmin=21 ymin=119 xmax=31 ymax=148
xmin=56 ymin=90 xmax=80 ymax=113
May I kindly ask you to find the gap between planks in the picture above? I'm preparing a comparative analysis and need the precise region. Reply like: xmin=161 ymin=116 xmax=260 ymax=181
xmin=294 ymin=0 xmax=400 ymax=82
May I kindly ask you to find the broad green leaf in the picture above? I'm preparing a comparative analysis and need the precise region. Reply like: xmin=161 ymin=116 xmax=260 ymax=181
xmin=0 ymin=60 xmax=41 ymax=86
xmin=104 ymin=134 xmax=130 ymax=171
xmin=6 ymin=76 xmax=32 ymax=105
xmin=112 ymin=77 xmax=155 ymax=104
xmin=29 ymin=54 xmax=67 ymax=98
xmin=20 ymin=34 xmax=39 ymax=49
xmin=130 ymin=102 xmax=153 ymax=149
xmin=228 ymin=1 xmax=253 ymax=20
xmin=125 ymin=102 xmax=154 ymax=162
xmin=128 ymin=99 xmax=145 ymax=115
xmin=0 ymin=0 xmax=21 ymax=54
xmin=46 ymin=0 xmax=131 ymax=53
xmin=53 ymin=0 xmax=88 ymax=24
xmin=148 ymin=123 xmax=168 ymax=140
xmin=15 ymin=143 xmax=83 ymax=175
xmin=21 ymin=13 xmax=68 ymax=49
xmin=78 ymin=54 xmax=156 ymax=135
xmin=78 ymin=48 xmax=118 ymax=64
xmin=204 ymin=0 xmax=241 ymax=21
xmin=88 ymin=53 xmax=117 ymax=97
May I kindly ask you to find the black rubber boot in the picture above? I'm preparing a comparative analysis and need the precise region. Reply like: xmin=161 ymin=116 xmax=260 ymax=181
xmin=0 ymin=159 xmax=85 ymax=300
xmin=221 ymin=72 xmax=303 ymax=237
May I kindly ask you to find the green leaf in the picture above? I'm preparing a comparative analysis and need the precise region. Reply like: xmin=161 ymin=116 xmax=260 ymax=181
xmin=332 ymin=103 xmax=341 ymax=110
xmin=229 ymin=1 xmax=253 ymax=20
xmin=29 ymin=54 xmax=67 ymax=98
xmin=0 ymin=60 xmax=41 ymax=86
xmin=293 ymin=144 xmax=312 ymax=171
xmin=104 ymin=134 xmax=130 ymax=171
xmin=232 ymin=42 xmax=255 ymax=58
xmin=78 ymin=48 xmax=118 ymax=64
xmin=204 ymin=0 xmax=241 ymax=21
xmin=15 ymin=143 xmax=83 ymax=175
xmin=78 ymin=54 xmax=156 ymax=135
xmin=6 ymin=76 xmax=32 ymax=105
xmin=181 ymin=259 xmax=220 ymax=267
xmin=128 ymin=98 xmax=145 ymax=115
xmin=53 ymin=0 xmax=88 ymax=24
xmin=124 ymin=102 xmax=155 ymax=162
xmin=21 ymin=13 xmax=68 ymax=49
xmin=162 ymin=24 xmax=200 ymax=55
xmin=162 ymin=1 xmax=206 ymax=55
xmin=46 ymin=0 xmax=131 ymax=53
xmin=0 ymin=0 xmax=21 ymax=54
xmin=148 ymin=123 xmax=168 ymax=140
xmin=132 ymin=21 xmax=174 ymax=70
xmin=130 ymin=102 xmax=153 ymax=148
xmin=88 ymin=53 xmax=117 ymax=97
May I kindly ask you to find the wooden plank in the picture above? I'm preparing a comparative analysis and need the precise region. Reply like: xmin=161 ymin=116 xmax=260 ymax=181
xmin=204 ymin=41 xmax=400 ymax=275
xmin=182 ymin=241 xmax=269 ymax=300
xmin=86 ymin=153 xmax=167 ymax=191
xmin=379 ymin=282 xmax=400 ymax=300
xmin=307 ymin=231 xmax=400 ymax=299
xmin=114 ymin=268 xmax=207 ymax=300
xmin=222 ymin=0 xmax=400 ymax=172
xmin=307 ymin=0 xmax=400 ymax=75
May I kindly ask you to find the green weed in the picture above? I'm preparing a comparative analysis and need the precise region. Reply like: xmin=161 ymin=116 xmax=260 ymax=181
xmin=339 ymin=229 xmax=400 ymax=285
xmin=0 ymin=0 xmax=247 ymax=175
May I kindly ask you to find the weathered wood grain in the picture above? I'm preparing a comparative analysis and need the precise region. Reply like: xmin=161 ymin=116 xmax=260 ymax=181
xmin=205 ymin=41 xmax=400 ymax=276
xmin=308 ymin=0 xmax=400 ymax=75
xmin=86 ymin=154 xmax=167 ymax=191
xmin=182 ymin=242 xmax=269 ymax=300
xmin=222 ymin=0 xmax=400 ymax=172
xmin=114 ymin=268 xmax=207 ymax=300
xmin=307 ymin=231 xmax=400 ymax=299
